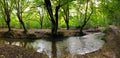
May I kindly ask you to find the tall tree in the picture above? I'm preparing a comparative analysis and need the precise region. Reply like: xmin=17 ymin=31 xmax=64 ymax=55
xmin=14 ymin=0 xmax=29 ymax=32
xmin=0 ymin=0 xmax=14 ymax=31
xmin=44 ymin=0 xmax=72 ymax=36
xmin=62 ymin=0 xmax=70 ymax=30
xmin=37 ymin=7 xmax=44 ymax=29
xmin=78 ymin=0 xmax=93 ymax=36
xmin=32 ymin=0 xmax=45 ymax=29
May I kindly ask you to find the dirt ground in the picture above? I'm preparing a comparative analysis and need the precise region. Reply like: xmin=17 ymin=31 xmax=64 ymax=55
xmin=0 ymin=26 xmax=120 ymax=58
xmin=0 ymin=44 xmax=48 ymax=58
xmin=0 ymin=28 xmax=81 ymax=39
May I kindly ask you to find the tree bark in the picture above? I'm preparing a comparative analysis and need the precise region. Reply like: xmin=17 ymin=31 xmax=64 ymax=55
xmin=79 ymin=0 xmax=93 ymax=36
xmin=63 ymin=2 xmax=70 ymax=30
xmin=79 ymin=0 xmax=88 ymax=36
xmin=52 ymin=41 xmax=57 ymax=58
xmin=5 ymin=12 xmax=11 ymax=31
xmin=3 ymin=0 xmax=12 ymax=32
xmin=6 ymin=18 xmax=11 ymax=31
xmin=14 ymin=0 xmax=27 ymax=33
xmin=17 ymin=12 xmax=27 ymax=32
xmin=44 ymin=0 xmax=57 ymax=36
xmin=38 ymin=10 xmax=44 ymax=29
xmin=44 ymin=0 xmax=70 ymax=36
xmin=66 ymin=20 xmax=69 ymax=30
xmin=55 ymin=6 xmax=60 ymax=29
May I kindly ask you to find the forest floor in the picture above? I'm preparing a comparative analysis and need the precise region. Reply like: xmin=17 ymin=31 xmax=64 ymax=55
xmin=0 ymin=28 xmax=81 ymax=39
xmin=0 ymin=27 xmax=102 ymax=39
xmin=0 ymin=44 xmax=48 ymax=58
xmin=0 ymin=25 xmax=120 ymax=58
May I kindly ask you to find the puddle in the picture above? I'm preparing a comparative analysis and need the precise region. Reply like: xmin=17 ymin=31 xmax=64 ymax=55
xmin=0 ymin=32 xmax=105 ymax=58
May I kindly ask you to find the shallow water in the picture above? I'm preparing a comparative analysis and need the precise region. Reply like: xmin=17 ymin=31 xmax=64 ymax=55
xmin=0 ymin=32 xmax=105 ymax=58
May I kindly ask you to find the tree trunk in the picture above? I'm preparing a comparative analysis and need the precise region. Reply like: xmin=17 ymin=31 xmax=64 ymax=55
xmin=44 ymin=0 xmax=67 ymax=36
xmin=40 ymin=22 xmax=43 ymax=29
xmin=14 ymin=0 xmax=27 ymax=33
xmin=6 ymin=10 xmax=12 ymax=31
xmin=79 ymin=27 xmax=84 ymax=36
xmin=51 ymin=5 xmax=61 ymax=37
xmin=38 ymin=10 xmax=43 ymax=29
xmin=6 ymin=20 xmax=11 ymax=31
xmin=5 ymin=12 xmax=11 ymax=32
xmin=3 ymin=0 xmax=12 ymax=32
xmin=64 ymin=20 xmax=69 ymax=30
xmin=79 ymin=0 xmax=88 ymax=36
xmin=40 ymin=17 xmax=43 ymax=29
xmin=44 ymin=0 xmax=57 ymax=36
xmin=52 ymin=41 xmax=57 ymax=58
xmin=65 ymin=20 xmax=69 ymax=30
xmin=19 ymin=19 xmax=27 ymax=32
xmin=17 ymin=13 xmax=27 ymax=33
xmin=55 ymin=6 xmax=60 ymax=30
xmin=63 ymin=2 xmax=69 ymax=30
xmin=51 ymin=23 xmax=57 ymax=37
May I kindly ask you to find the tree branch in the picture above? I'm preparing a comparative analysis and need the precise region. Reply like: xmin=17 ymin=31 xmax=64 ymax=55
xmin=87 ymin=7 xmax=93 ymax=22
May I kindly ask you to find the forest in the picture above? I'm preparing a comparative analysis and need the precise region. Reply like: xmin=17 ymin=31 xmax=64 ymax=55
xmin=0 ymin=0 xmax=119 ymax=34
xmin=0 ymin=0 xmax=120 ymax=58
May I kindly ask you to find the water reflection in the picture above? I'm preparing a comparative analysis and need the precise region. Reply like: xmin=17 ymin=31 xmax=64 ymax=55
xmin=34 ymin=39 xmax=52 ymax=58
xmin=0 ymin=32 xmax=105 ymax=58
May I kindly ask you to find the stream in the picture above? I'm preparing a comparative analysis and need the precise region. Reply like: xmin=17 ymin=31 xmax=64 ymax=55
xmin=0 ymin=32 xmax=105 ymax=58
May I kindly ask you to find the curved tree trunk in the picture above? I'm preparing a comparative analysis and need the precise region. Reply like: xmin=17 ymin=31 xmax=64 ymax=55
xmin=51 ymin=23 xmax=57 ymax=36
xmin=44 ymin=0 xmax=71 ymax=36
xmin=6 ymin=18 xmax=11 ymax=31
xmin=17 ymin=15 xmax=27 ymax=33
xmin=66 ymin=20 xmax=69 ymax=30
xmin=14 ymin=0 xmax=27 ymax=33
xmin=44 ymin=0 xmax=58 ymax=36
xmin=63 ymin=2 xmax=70 ymax=30
xmin=79 ymin=0 xmax=93 ymax=36
xmin=2 ymin=0 xmax=12 ymax=32
xmin=6 ymin=11 xmax=11 ymax=31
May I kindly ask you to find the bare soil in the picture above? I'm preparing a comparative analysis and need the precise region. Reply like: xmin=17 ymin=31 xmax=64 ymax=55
xmin=0 ymin=28 xmax=81 ymax=39
xmin=0 ymin=44 xmax=48 ymax=58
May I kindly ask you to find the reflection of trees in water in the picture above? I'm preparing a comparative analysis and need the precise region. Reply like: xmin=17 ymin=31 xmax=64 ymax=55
xmin=8 ymin=41 xmax=25 ymax=46
xmin=4 ymin=40 xmax=36 ymax=50
xmin=0 ymin=33 xmax=105 ymax=58
xmin=0 ymin=38 xmax=57 ymax=58
xmin=52 ymin=41 xmax=57 ymax=58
